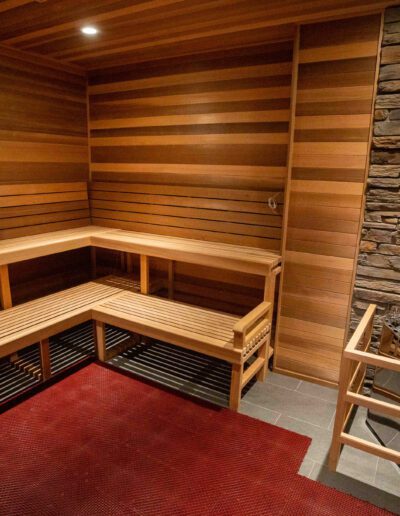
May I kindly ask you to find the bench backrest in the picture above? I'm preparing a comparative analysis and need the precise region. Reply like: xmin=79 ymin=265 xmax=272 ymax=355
xmin=0 ymin=182 xmax=90 ymax=240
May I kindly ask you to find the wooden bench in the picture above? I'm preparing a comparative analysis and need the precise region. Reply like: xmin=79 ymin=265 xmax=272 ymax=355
xmin=93 ymin=291 xmax=272 ymax=410
xmin=0 ymin=276 xmax=137 ymax=368
xmin=0 ymin=226 xmax=281 ymax=317
xmin=0 ymin=225 xmax=279 ymax=409
xmin=0 ymin=272 xmax=271 ymax=410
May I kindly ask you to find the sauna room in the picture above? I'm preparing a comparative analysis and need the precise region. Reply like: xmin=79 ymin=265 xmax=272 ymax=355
xmin=0 ymin=0 xmax=399 ymax=514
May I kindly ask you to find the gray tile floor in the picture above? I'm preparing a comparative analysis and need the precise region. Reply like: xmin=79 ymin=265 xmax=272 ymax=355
xmin=240 ymin=372 xmax=400 ymax=514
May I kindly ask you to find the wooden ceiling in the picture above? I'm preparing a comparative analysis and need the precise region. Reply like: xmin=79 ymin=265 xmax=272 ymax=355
xmin=0 ymin=0 xmax=394 ymax=70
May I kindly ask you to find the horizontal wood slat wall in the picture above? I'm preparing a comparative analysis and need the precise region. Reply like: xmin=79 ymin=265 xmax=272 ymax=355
xmin=88 ymin=41 xmax=293 ymax=251
xmin=10 ymin=248 xmax=91 ymax=306
xmin=0 ymin=182 xmax=90 ymax=239
xmin=0 ymin=45 xmax=88 ymax=184
xmin=0 ymin=45 xmax=90 ymax=240
xmin=275 ymin=14 xmax=382 ymax=385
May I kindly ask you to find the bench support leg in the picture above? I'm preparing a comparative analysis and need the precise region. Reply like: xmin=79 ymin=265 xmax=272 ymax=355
xmin=120 ymin=252 xmax=126 ymax=271
xmin=140 ymin=255 xmax=150 ymax=294
xmin=95 ymin=321 xmax=106 ymax=361
xmin=168 ymin=260 xmax=174 ymax=299
xmin=40 ymin=338 xmax=52 ymax=381
xmin=256 ymin=334 xmax=271 ymax=382
xmin=262 ymin=266 xmax=281 ymax=367
xmin=0 ymin=264 xmax=12 ymax=310
xmin=126 ymin=253 xmax=134 ymax=274
xmin=229 ymin=363 xmax=243 ymax=411
xmin=90 ymin=248 xmax=97 ymax=279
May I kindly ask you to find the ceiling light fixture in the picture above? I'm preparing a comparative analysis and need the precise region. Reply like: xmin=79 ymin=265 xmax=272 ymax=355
xmin=81 ymin=26 xmax=98 ymax=35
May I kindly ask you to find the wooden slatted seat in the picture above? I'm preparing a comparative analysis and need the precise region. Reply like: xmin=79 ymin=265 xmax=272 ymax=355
xmin=0 ymin=270 xmax=271 ymax=410
xmin=0 ymin=276 xmax=137 ymax=359
xmin=93 ymin=291 xmax=272 ymax=410
xmin=0 ymin=225 xmax=278 ymax=410
xmin=0 ymin=225 xmax=280 ymax=273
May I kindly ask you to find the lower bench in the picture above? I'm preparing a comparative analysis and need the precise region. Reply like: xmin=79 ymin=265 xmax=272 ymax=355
xmin=0 ymin=277 xmax=271 ymax=411
xmin=93 ymin=291 xmax=271 ymax=410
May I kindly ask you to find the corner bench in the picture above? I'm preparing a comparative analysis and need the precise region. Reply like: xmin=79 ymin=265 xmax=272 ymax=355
xmin=0 ymin=225 xmax=280 ymax=409
xmin=93 ymin=291 xmax=271 ymax=410
xmin=0 ymin=275 xmax=271 ymax=410
xmin=0 ymin=226 xmax=281 ymax=316
xmin=0 ymin=276 xmax=137 ymax=374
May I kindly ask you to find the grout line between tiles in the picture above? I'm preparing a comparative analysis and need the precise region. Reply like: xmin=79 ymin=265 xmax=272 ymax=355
xmin=327 ymin=411 xmax=336 ymax=432
xmin=294 ymin=380 xmax=303 ymax=392
xmin=372 ymin=456 xmax=379 ymax=486
xmin=280 ymin=414 xmax=327 ymax=431
xmin=240 ymin=400 xmax=281 ymax=423
xmin=264 ymin=381 xmax=297 ymax=393
xmin=386 ymin=431 xmax=399 ymax=447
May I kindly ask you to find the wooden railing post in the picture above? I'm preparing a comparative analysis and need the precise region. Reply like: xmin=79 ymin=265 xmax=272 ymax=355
xmin=329 ymin=304 xmax=378 ymax=471
xmin=328 ymin=355 xmax=352 ymax=470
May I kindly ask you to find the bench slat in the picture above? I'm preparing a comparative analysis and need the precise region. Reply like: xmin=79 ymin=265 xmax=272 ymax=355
xmin=0 ymin=276 xmax=138 ymax=358
xmin=93 ymin=291 xmax=243 ymax=363
xmin=0 ymin=225 xmax=281 ymax=275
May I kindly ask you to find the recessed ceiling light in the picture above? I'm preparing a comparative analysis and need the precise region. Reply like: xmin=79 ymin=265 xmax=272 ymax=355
xmin=81 ymin=26 xmax=98 ymax=35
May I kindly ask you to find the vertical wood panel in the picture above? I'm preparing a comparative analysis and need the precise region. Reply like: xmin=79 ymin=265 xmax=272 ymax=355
xmin=275 ymin=14 xmax=382 ymax=385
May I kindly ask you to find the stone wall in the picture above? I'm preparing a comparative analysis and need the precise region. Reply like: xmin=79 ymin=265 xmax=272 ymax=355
xmin=350 ymin=6 xmax=400 ymax=363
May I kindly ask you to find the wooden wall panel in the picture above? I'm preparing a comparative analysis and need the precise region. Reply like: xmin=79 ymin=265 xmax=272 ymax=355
xmin=0 ymin=45 xmax=88 ymax=184
xmin=87 ymin=41 xmax=292 ymax=313
xmin=88 ymin=42 xmax=293 ymax=251
xmin=0 ymin=0 xmax=393 ymax=70
xmin=0 ymin=183 xmax=90 ymax=239
xmin=0 ymin=45 xmax=90 ymax=240
xmin=275 ymin=14 xmax=382 ymax=385
xmin=0 ymin=46 xmax=90 ymax=302
xmin=10 ymin=248 xmax=91 ymax=306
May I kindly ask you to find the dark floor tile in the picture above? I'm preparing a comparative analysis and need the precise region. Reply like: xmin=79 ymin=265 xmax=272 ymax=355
xmin=296 ymin=381 xmax=338 ymax=403
xmin=298 ymin=457 xmax=315 ymax=478
xmin=244 ymin=382 xmax=336 ymax=429
xmin=239 ymin=400 xmax=280 ymax=424
xmin=374 ymin=458 xmax=400 ymax=497
xmin=265 ymin=372 xmax=301 ymax=391
xmin=309 ymin=462 xmax=400 ymax=515
xmin=274 ymin=415 xmax=332 ymax=465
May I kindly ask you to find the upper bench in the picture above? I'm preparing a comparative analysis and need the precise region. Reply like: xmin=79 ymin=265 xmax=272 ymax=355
xmin=0 ymin=225 xmax=281 ymax=276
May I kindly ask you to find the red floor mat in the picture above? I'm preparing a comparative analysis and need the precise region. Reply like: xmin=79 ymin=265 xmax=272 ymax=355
xmin=0 ymin=363 xmax=392 ymax=516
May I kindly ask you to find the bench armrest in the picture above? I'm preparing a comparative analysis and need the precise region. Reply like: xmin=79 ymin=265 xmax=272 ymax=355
xmin=233 ymin=301 xmax=271 ymax=351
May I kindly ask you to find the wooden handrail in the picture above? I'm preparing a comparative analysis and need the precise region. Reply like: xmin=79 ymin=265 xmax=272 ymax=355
xmin=346 ymin=304 xmax=376 ymax=352
xmin=329 ymin=303 xmax=400 ymax=470
xmin=233 ymin=301 xmax=271 ymax=335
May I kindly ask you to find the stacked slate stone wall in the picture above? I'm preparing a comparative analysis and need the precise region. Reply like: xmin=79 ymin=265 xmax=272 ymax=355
xmin=350 ymin=6 xmax=400 ymax=371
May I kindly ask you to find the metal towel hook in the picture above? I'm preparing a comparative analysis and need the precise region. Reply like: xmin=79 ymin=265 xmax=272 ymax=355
xmin=267 ymin=194 xmax=279 ymax=214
